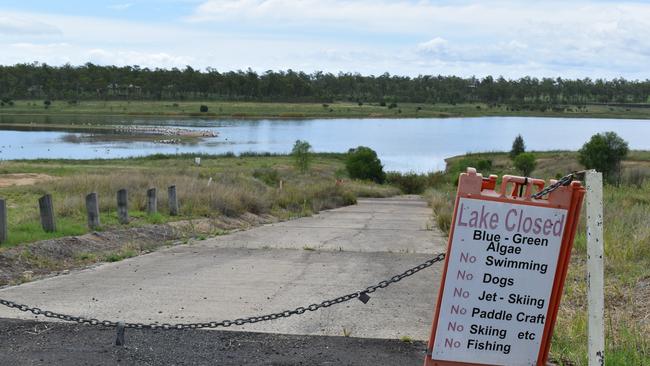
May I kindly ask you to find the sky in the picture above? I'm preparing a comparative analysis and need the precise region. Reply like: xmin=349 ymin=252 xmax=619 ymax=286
xmin=1 ymin=0 xmax=650 ymax=79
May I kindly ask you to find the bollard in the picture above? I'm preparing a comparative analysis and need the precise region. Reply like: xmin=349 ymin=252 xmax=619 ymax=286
xmin=38 ymin=194 xmax=56 ymax=232
xmin=85 ymin=192 xmax=101 ymax=229
xmin=147 ymin=188 xmax=157 ymax=215
xmin=0 ymin=198 xmax=7 ymax=244
xmin=586 ymin=170 xmax=605 ymax=366
xmin=117 ymin=189 xmax=129 ymax=224
xmin=168 ymin=185 xmax=179 ymax=216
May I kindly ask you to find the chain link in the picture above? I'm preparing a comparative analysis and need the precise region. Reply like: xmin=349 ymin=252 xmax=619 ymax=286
xmin=0 ymin=253 xmax=446 ymax=331
xmin=531 ymin=171 xmax=585 ymax=199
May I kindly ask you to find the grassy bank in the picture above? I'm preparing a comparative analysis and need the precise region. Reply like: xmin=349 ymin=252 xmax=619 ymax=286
xmin=0 ymin=153 xmax=398 ymax=247
xmin=420 ymin=151 xmax=649 ymax=365
xmin=2 ymin=100 xmax=650 ymax=120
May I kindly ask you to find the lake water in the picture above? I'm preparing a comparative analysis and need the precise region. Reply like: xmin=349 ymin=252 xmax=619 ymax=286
xmin=1 ymin=116 xmax=650 ymax=172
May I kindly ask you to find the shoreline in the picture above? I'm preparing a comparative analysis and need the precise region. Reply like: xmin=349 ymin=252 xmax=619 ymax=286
xmin=2 ymin=100 xmax=650 ymax=120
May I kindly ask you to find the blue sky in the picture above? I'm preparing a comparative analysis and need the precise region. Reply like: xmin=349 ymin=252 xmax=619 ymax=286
xmin=1 ymin=0 xmax=650 ymax=79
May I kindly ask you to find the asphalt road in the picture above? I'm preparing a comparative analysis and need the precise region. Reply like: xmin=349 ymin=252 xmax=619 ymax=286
xmin=0 ymin=196 xmax=446 ymax=364
xmin=0 ymin=318 xmax=427 ymax=366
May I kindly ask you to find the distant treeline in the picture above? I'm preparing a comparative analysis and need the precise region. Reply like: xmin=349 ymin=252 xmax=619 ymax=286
xmin=1 ymin=62 xmax=650 ymax=105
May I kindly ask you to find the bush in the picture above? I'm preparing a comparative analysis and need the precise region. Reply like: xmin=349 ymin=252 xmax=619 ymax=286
xmin=513 ymin=152 xmax=537 ymax=176
xmin=379 ymin=101 xmax=386 ymax=107
xmin=386 ymin=172 xmax=427 ymax=194
xmin=345 ymin=146 xmax=386 ymax=183
xmin=291 ymin=140 xmax=312 ymax=173
xmin=43 ymin=100 xmax=51 ymax=108
xmin=199 ymin=105 xmax=208 ymax=113
xmin=578 ymin=131 xmax=629 ymax=184
xmin=252 ymin=168 xmax=280 ymax=186
xmin=510 ymin=134 xmax=525 ymax=159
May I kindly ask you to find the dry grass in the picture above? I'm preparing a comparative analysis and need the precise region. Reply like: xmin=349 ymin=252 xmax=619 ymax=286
xmin=0 ymin=154 xmax=399 ymax=246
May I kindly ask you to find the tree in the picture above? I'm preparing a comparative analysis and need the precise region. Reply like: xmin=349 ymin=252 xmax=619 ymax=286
xmin=510 ymin=134 xmax=525 ymax=159
xmin=291 ymin=140 xmax=312 ymax=172
xmin=513 ymin=152 xmax=537 ymax=176
xmin=578 ymin=131 xmax=629 ymax=183
xmin=345 ymin=146 xmax=385 ymax=183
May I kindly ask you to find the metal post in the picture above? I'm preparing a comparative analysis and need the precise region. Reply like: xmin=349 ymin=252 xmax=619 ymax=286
xmin=117 ymin=189 xmax=129 ymax=224
xmin=85 ymin=192 xmax=100 ymax=229
xmin=147 ymin=188 xmax=157 ymax=215
xmin=585 ymin=170 xmax=605 ymax=366
xmin=0 ymin=198 xmax=7 ymax=243
xmin=38 ymin=194 xmax=56 ymax=232
xmin=168 ymin=186 xmax=179 ymax=216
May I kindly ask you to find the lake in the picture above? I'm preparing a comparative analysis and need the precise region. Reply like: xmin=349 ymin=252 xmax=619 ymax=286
xmin=1 ymin=116 xmax=649 ymax=172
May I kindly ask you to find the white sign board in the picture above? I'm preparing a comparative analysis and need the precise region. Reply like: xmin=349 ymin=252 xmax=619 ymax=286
xmin=431 ymin=197 xmax=568 ymax=365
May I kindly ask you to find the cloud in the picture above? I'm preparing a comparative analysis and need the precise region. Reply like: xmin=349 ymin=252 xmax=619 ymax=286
xmin=417 ymin=38 xmax=449 ymax=55
xmin=0 ymin=15 xmax=60 ymax=35
xmin=87 ymin=49 xmax=193 ymax=68
xmin=2 ymin=2 xmax=650 ymax=79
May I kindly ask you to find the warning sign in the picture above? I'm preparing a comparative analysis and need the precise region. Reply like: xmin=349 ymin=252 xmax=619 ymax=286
xmin=425 ymin=169 xmax=585 ymax=366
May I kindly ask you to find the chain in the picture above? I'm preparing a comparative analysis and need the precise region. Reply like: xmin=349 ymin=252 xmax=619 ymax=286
xmin=0 ymin=253 xmax=446 ymax=331
xmin=531 ymin=170 xmax=585 ymax=199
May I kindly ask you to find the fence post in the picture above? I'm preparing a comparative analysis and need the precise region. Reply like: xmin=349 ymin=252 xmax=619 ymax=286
xmin=86 ymin=192 xmax=100 ymax=229
xmin=586 ymin=170 xmax=605 ymax=366
xmin=117 ymin=189 xmax=129 ymax=224
xmin=38 ymin=194 xmax=56 ymax=232
xmin=147 ymin=188 xmax=157 ymax=215
xmin=168 ymin=185 xmax=179 ymax=216
xmin=0 ymin=198 xmax=7 ymax=244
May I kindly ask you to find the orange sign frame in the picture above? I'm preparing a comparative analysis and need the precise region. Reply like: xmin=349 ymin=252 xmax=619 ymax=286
xmin=424 ymin=168 xmax=585 ymax=366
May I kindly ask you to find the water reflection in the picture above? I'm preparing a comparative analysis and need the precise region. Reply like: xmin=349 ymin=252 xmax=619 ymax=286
xmin=1 ymin=116 xmax=650 ymax=172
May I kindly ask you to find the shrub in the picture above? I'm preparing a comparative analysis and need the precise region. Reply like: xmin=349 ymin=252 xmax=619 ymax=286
xmin=291 ymin=140 xmax=312 ymax=173
xmin=386 ymin=172 xmax=427 ymax=194
xmin=345 ymin=146 xmax=385 ymax=183
xmin=510 ymin=134 xmax=525 ymax=159
xmin=252 ymin=168 xmax=280 ymax=186
xmin=388 ymin=102 xmax=397 ymax=109
xmin=43 ymin=100 xmax=51 ymax=108
xmin=513 ymin=152 xmax=537 ymax=176
xmin=446 ymin=156 xmax=492 ymax=177
xmin=379 ymin=101 xmax=386 ymax=107
xmin=199 ymin=105 xmax=208 ymax=112
xmin=578 ymin=131 xmax=629 ymax=184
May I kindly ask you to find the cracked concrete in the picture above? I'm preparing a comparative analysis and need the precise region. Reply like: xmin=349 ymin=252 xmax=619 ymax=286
xmin=0 ymin=196 xmax=447 ymax=341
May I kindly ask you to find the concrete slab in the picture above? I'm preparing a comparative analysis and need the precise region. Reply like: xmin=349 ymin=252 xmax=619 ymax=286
xmin=0 ymin=196 xmax=448 ymax=341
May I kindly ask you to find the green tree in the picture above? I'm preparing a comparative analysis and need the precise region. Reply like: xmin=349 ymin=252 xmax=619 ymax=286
xmin=291 ymin=140 xmax=312 ymax=173
xmin=510 ymin=134 xmax=525 ymax=159
xmin=345 ymin=146 xmax=385 ymax=183
xmin=513 ymin=152 xmax=537 ymax=176
xmin=578 ymin=131 xmax=629 ymax=183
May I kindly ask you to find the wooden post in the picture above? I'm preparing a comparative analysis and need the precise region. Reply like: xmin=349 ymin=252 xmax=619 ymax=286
xmin=586 ymin=170 xmax=605 ymax=366
xmin=85 ymin=192 xmax=100 ymax=229
xmin=147 ymin=188 xmax=157 ymax=215
xmin=38 ymin=194 xmax=56 ymax=232
xmin=0 ymin=198 xmax=7 ymax=244
xmin=117 ymin=189 xmax=129 ymax=224
xmin=168 ymin=186 xmax=179 ymax=216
